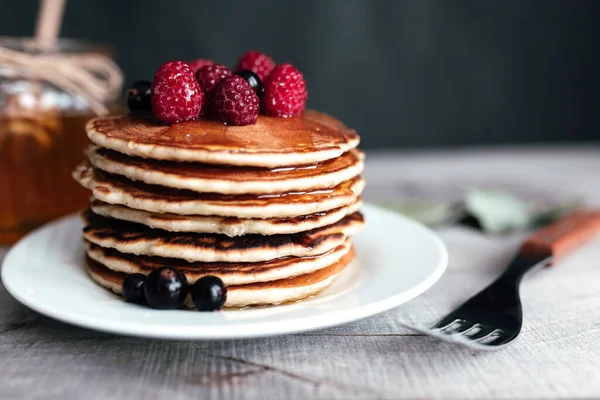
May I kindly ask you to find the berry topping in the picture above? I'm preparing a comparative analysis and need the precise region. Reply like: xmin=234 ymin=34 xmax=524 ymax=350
xmin=209 ymin=75 xmax=259 ymax=126
xmin=143 ymin=266 xmax=188 ymax=310
xmin=261 ymin=63 xmax=308 ymax=118
xmin=235 ymin=51 xmax=276 ymax=81
xmin=126 ymin=81 xmax=152 ymax=112
xmin=192 ymin=276 xmax=227 ymax=311
xmin=187 ymin=58 xmax=214 ymax=74
xmin=195 ymin=63 xmax=232 ymax=93
xmin=235 ymin=70 xmax=264 ymax=97
xmin=151 ymin=60 xmax=203 ymax=124
xmin=121 ymin=273 xmax=146 ymax=304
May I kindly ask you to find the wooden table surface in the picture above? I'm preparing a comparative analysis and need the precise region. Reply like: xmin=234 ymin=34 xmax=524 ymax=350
xmin=2 ymin=145 xmax=600 ymax=400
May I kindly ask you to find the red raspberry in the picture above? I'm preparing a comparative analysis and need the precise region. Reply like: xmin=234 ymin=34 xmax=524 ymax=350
xmin=209 ymin=75 xmax=259 ymax=126
xmin=235 ymin=51 xmax=276 ymax=81
xmin=261 ymin=63 xmax=307 ymax=118
xmin=187 ymin=59 xmax=214 ymax=74
xmin=196 ymin=64 xmax=232 ymax=93
xmin=151 ymin=61 xmax=203 ymax=124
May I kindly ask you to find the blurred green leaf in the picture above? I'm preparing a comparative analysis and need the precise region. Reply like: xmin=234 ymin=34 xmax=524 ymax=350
xmin=465 ymin=189 xmax=533 ymax=234
xmin=376 ymin=189 xmax=579 ymax=234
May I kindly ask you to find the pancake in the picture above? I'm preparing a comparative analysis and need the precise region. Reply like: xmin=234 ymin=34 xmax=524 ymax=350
xmin=83 ymin=211 xmax=364 ymax=262
xmin=73 ymin=163 xmax=365 ymax=218
xmin=85 ymin=110 xmax=360 ymax=168
xmin=86 ymin=145 xmax=365 ymax=194
xmin=89 ymin=198 xmax=362 ymax=236
xmin=86 ymin=246 xmax=355 ymax=307
xmin=85 ymin=239 xmax=352 ymax=285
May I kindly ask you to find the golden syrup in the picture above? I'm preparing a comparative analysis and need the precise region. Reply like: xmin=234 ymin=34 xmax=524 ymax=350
xmin=0 ymin=112 xmax=95 ymax=243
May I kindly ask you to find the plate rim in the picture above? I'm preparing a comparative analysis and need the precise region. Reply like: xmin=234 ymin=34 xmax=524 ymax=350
xmin=1 ymin=203 xmax=448 ymax=340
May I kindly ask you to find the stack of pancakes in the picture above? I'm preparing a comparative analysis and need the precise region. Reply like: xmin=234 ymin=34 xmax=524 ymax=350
xmin=73 ymin=110 xmax=364 ymax=308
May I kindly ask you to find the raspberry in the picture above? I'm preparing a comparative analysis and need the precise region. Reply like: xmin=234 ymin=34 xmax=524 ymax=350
xmin=196 ymin=64 xmax=232 ymax=93
xmin=261 ymin=63 xmax=307 ymax=118
xmin=151 ymin=61 xmax=203 ymax=124
xmin=187 ymin=59 xmax=214 ymax=74
xmin=235 ymin=51 xmax=276 ymax=81
xmin=209 ymin=75 xmax=259 ymax=126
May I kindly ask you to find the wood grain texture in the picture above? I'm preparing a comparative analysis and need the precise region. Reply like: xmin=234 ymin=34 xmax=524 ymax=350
xmin=2 ymin=146 xmax=600 ymax=399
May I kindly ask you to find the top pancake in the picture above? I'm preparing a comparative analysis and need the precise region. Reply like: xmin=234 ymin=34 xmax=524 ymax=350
xmin=86 ymin=110 xmax=360 ymax=168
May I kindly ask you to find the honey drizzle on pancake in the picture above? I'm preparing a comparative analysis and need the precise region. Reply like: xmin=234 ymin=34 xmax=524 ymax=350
xmin=89 ymin=110 xmax=359 ymax=155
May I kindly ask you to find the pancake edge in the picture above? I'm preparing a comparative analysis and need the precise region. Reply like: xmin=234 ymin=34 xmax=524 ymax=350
xmin=82 ymin=211 xmax=364 ymax=263
xmin=86 ymin=116 xmax=360 ymax=168
xmin=89 ymin=198 xmax=363 ymax=236
xmin=86 ymin=246 xmax=355 ymax=307
xmin=74 ymin=163 xmax=365 ymax=218
xmin=87 ymin=145 xmax=365 ymax=195
xmin=85 ymin=239 xmax=353 ymax=286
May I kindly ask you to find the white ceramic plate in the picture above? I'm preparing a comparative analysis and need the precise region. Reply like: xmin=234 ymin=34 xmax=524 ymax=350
xmin=1 ymin=203 xmax=447 ymax=340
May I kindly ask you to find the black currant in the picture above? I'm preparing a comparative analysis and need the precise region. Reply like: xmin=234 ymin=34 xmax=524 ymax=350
xmin=144 ymin=267 xmax=187 ymax=310
xmin=234 ymin=70 xmax=264 ymax=97
xmin=127 ymin=80 xmax=152 ymax=112
xmin=192 ymin=276 xmax=227 ymax=311
xmin=121 ymin=273 xmax=146 ymax=304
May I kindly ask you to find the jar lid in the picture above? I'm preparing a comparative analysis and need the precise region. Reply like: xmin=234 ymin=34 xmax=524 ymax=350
xmin=0 ymin=37 xmax=123 ymax=115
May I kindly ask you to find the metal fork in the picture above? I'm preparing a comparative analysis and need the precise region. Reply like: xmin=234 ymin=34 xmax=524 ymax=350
xmin=413 ymin=210 xmax=600 ymax=349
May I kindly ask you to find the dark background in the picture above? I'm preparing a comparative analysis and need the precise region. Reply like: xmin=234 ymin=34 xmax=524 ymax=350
xmin=2 ymin=0 xmax=598 ymax=149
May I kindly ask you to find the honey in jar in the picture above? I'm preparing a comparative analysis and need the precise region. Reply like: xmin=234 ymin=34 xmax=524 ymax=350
xmin=0 ymin=38 xmax=122 ymax=243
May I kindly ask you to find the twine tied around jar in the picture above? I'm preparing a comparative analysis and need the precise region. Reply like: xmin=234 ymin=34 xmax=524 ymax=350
xmin=0 ymin=44 xmax=123 ymax=116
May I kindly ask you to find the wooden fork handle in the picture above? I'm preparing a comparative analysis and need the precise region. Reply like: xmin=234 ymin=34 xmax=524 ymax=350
xmin=520 ymin=210 xmax=600 ymax=262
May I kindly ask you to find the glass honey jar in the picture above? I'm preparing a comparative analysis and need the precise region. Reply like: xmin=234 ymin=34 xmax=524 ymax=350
xmin=0 ymin=38 xmax=122 ymax=243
